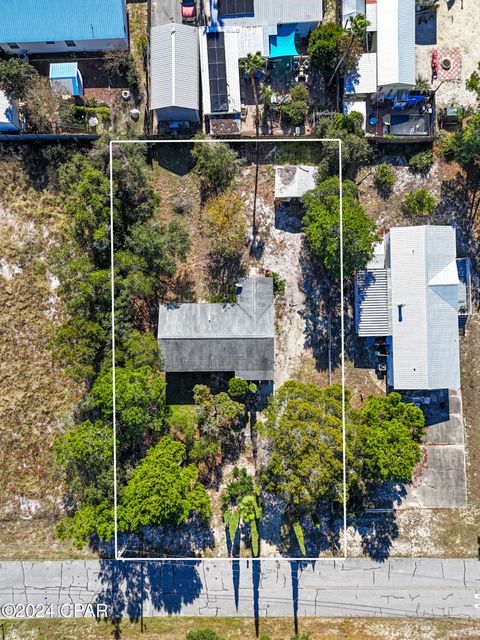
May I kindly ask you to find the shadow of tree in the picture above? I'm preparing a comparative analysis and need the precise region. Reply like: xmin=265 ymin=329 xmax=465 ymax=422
xmin=114 ymin=516 xmax=215 ymax=559
xmin=94 ymin=559 xmax=203 ymax=631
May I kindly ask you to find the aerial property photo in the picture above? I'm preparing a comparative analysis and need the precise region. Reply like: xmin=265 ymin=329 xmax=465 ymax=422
xmin=0 ymin=0 xmax=480 ymax=638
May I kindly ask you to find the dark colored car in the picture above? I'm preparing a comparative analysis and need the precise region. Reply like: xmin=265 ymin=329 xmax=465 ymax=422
xmin=181 ymin=0 xmax=197 ymax=23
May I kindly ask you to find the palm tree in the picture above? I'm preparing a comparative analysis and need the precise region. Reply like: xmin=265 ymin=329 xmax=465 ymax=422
xmin=241 ymin=52 xmax=265 ymax=133
xmin=327 ymin=14 xmax=369 ymax=87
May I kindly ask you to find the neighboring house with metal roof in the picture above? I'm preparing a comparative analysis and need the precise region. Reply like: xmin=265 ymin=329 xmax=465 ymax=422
xmin=274 ymin=165 xmax=317 ymax=202
xmin=200 ymin=0 xmax=323 ymax=123
xmin=210 ymin=0 xmax=323 ymax=36
xmin=343 ymin=0 xmax=415 ymax=92
xmin=0 ymin=0 xmax=128 ymax=55
xmin=158 ymin=277 xmax=275 ymax=380
xmin=355 ymin=226 xmax=471 ymax=391
xmin=150 ymin=23 xmax=200 ymax=123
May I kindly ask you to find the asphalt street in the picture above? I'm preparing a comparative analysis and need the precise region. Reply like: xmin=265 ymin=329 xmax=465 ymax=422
xmin=0 ymin=558 xmax=480 ymax=619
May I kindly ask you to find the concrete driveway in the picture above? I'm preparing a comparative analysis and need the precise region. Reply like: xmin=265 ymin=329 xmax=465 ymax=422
xmin=402 ymin=389 xmax=467 ymax=509
xmin=151 ymin=0 xmax=183 ymax=27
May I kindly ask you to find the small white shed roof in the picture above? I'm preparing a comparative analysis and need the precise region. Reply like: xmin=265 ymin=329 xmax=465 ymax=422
xmin=275 ymin=165 xmax=317 ymax=199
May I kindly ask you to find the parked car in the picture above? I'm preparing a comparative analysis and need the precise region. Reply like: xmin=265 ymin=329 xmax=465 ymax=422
xmin=181 ymin=0 xmax=197 ymax=23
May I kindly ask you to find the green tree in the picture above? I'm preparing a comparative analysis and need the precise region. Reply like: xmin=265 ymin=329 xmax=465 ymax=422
xmin=228 ymin=377 xmax=249 ymax=399
xmin=402 ymin=189 xmax=436 ymax=216
xmin=451 ymin=114 xmax=480 ymax=168
xmin=222 ymin=468 xmax=261 ymax=556
xmin=302 ymin=177 xmax=377 ymax=279
xmin=89 ymin=365 xmax=167 ymax=459
xmin=192 ymin=385 xmax=245 ymax=464
xmin=55 ymin=420 xmax=113 ymax=505
xmin=201 ymin=193 xmax=247 ymax=258
xmin=52 ymin=316 xmax=106 ymax=382
xmin=122 ymin=437 xmax=211 ymax=531
xmin=316 ymin=114 xmax=372 ymax=179
xmin=56 ymin=501 xmax=115 ymax=550
xmin=327 ymin=14 xmax=369 ymax=86
xmin=308 ymin=23 xmax=345 ymax=78
xmin=0 ymin=59 xmax=38 ymax=99
xmin=240 ymin=53 xmax=265 ymax=129
xmin=357 ymin=393 xmax=425 ymax=482
xmin=281 ymin=100 xmax=308 ymax=126
xmin=192 ymin=140 xmax=241 ymax=194
xmin=260 ymin=381 xmax=355 ymax=516
xmin=466 ymin=62 xmax=480 ymax=102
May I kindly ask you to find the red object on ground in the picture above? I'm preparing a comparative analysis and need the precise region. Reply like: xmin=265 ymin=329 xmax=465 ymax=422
xmin=181 ymin=1 xmax=196 ymax=20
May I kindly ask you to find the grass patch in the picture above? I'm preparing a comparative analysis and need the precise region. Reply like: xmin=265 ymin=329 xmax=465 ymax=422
xmin=0 ymin=154 xmax=80 ymax=556
xmin=2 ymin=616 xmax=480 ymax=640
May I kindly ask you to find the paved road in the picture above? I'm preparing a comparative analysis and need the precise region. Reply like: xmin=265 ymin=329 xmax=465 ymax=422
xmin=1 ymin=559 xmax=480 ymax=619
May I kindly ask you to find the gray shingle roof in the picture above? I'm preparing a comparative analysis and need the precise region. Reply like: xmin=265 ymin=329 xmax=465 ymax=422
xmin=158 ymin=278 xmax=274 ymax=379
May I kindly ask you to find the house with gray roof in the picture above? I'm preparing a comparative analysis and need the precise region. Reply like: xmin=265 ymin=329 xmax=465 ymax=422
xmin=355 ymin=226 xmax=471 ymax=391
xmin=150 ymin=23 xmax=200 ymax=124
xmin=158 ymin=277 xmax=275 ymax=380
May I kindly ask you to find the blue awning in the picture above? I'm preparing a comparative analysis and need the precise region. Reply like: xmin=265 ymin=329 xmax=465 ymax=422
xmin=269 ymin=24 xmax=299 ymax=59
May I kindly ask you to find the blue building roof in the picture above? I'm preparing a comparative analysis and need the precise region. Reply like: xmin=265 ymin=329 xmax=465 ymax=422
xmin=49 ymin=63 xmax=79 ymax=79
xmin=0 ymin=0 xmax=126 ymax=43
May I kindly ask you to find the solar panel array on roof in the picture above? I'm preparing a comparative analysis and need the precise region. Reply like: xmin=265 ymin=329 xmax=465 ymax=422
xmin=206 ymin=32 xmax=228 ymax=113
xmin=218 ymin=0 xmax=254 ymax=17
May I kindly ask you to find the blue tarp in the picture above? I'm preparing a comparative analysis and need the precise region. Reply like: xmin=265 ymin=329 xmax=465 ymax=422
xmin=269 ymin=24 xmax=299 ymax=59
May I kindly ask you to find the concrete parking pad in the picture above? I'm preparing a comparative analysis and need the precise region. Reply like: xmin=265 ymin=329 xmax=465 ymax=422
xmin=401 ymin=390 xmax=467 ymax=509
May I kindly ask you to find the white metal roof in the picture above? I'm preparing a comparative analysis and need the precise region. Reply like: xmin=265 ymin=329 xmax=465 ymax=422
xmin=356 ymin=268 xmax=391 ymax=337
xmin=274 ymin=165 xmax=317 ymax=199
xmin=210 ymin=0 xmax=323 ymax=27
xmin=344 ymin=52 xmax=377 ymax=95
xmin=199 ymin=27 xmax=242 ymax=115
xmin=389 ymin=226 xmax=461 ymax=390
xmin=376 ymin=0 xmax=415 ymax=89
xmin=150 ymin=23 xmax=199 ymax=113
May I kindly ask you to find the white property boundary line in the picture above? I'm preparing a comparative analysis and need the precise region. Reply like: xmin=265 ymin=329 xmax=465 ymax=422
xmin=109 ymin=138 xmax=345 ymax=562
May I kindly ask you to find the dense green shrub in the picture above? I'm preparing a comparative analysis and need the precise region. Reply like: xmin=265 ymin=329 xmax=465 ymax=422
xmin=408 ymin=149 xmax=434 ymax=173
xmin=374 ymin=163 xmax=395 ymax=195
xmin=281 ymin=100 xmax=308 ymax=126
xmin=402 ymin=189 xmax=436 ymax=216
xmin=290 ymin=84 xmax=310 ymax=103
xmin=192 ymin=140 xmax=241 ymax=194
xmin=228 ymin=377 xmax=250 ymax=398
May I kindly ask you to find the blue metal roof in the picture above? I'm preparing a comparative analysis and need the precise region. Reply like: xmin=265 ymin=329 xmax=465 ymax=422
xmin=0 ymin=0 xmax=126 ymax=43
xmin=49 ymin=63 xmax=78 ymax=79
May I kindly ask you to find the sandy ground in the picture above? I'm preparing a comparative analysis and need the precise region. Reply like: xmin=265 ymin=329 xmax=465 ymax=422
xmin=416 ymin=1 xmax=479 ymax=107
